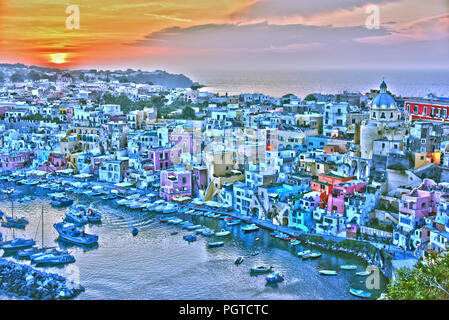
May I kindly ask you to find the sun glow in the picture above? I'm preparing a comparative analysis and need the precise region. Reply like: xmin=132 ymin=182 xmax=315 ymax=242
xmin=49 ymin=53 xmax=67 ymax=64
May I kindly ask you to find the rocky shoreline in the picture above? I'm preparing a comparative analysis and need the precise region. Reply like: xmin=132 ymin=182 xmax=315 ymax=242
xmin=0 ymin=258 xmax=84 ymax=300
xmin=297 ymin=234 xmax=390 ymax=279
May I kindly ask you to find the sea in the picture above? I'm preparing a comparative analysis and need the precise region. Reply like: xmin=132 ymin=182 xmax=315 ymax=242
xmin=0 ymin=184 xmax=389 ymax=300
xmin=188 ymin=68 xmax=449 ymax=98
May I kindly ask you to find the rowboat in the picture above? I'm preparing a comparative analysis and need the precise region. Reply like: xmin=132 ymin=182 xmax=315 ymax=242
xmin=297 ymin=250 xmax=311 ymax=257
xmin=207 ymin=241 xmax=224 ymax=248
xmin=250 ymin=265 xmax=273 ymax=273
xmin=266 ymin=272 xmax=284 ymax=283
xmin=241 ymin=224 xmax=259 ymax=232
xmin=215 ymin=229 xmax=231 ymax=237
xmin=309 ymin=252 xmax=322 ymax=259
xmin=235 ymin=256 xmax=244 ymax=265
xmin=341 ymin=265 xmax=357 ymax=270
xmin=349 ymin=288 xmax=372 ymax=299
xmin=319 ymin=270 xmax=337 ymax=276
xmin=226 ymin=219 xmax=241 ymax=226
xmin=290 ymin=240 xmax=301 ymax=246
xmin=356 ymin=271 xmax=371 ymax=276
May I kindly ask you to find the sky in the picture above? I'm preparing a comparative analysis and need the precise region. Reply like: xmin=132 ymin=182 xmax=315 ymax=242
xmin=0 ymin=0 xmax=448 ymax=73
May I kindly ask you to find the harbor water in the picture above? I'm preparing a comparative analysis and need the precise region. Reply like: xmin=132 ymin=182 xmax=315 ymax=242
xmin=0 ymin=184 xmax=388 ymax=300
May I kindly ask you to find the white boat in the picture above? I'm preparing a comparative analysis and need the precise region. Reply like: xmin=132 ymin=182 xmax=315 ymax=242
xmin=349 ymin=288 xmax=372 ymax=299
xmin=319 ymin=270 xmax=337 ymax=276
xmin=309 ymin=252 xmax=321 ymax=259
xmin=297 ymin=250 xmax=311 ymax=257
xmin=241 ymin=224 xmax=259 ymax=232
xmin=154 ymin=202 xmax=168 ymax=213
xmin=356 ymin=271 xmax=371 ymax=276
xmin=341 ymin=265 xmax=357 ymax=270
xmin=215 ymin=229 xmax=231 ymax=237
xmin=163 ymin=203 xmax=178 ymax=214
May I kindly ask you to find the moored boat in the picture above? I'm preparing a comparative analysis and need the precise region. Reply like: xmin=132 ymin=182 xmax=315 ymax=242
xmin=266 ymin=272 xmax=284 ymax=283
xmin=356 ymin=271 xmax=371 ymax=276
xmin=241 ymin=224 xmax=259 ymax=232
xmin=235 ymin=256 xmax=244 ymax=265
xmin=349 ymin=288 xmax=372 ymax=299
xmin=309 ymin=252 xmax=322 ymax=259
xmin=183 ymin=235 xmax=197 ymax=242
xmin=215 ymin=229 xmax=231 ymax=237
xmin=207 ymin=241 xmax=224 ymax=248
xmin=319 ymin=270 xmax=337 ymax=276
xmin=341 ymin=265 xmax=357 ymax=270
xmin=226 ymin=219 xmax=241 ymax=226
xmin=0 ymin=238 xmax=36 ymax=251
xmin=53 ymin=222 xmax=98 ymax=246
xmin=250 ymin=265 xmax=273 ymax=273
xmin=297 ymin=250 xmax=312 ymax=257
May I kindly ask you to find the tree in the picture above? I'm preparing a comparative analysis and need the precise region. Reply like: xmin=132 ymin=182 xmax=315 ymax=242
xmin=10 ymin=71 xmax=25 ymax=82
xmin=304 ymin=94 xmax=317 ymax=101
xmin=28 ymin=70 xmax=41 ymax=81
xmin=181 ymin=106 xmax=196 ymax=120
xmin=385 ymin=249 xmax=449 ymax=300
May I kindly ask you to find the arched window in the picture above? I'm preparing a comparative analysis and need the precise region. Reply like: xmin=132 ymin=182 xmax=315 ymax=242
xmin=372 ymin=112 xmax=376 ymax=119
xmin=381 ymin=112 xmax=386 ymax=119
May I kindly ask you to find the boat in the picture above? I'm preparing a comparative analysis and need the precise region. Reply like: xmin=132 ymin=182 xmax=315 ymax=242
xmin=195 ymin=228 xmax=206 ymax=234
xmin=235 ymin=256 xmax=244 ymax=265
xmin=250 ymin=265 xmax=273 ymax=273
xmin=131 ymin=227 xmax=139 ymax=237
xmin=341 ymin=265 xmax=357 ymax=270
xmin=181 ymin=222 xmax=194 ymax=229
xmin=319 ymin=270 xmax=337 ymax=276
xmin=18 ymin=246 xmax=47 ymax=259
xmin=226 ymin=219 xmax=241 ymax=226
xmin=215 ymin=229 xmax=231 ymax=237
xmin=1 ymin=221 xmax=26 ymax=229
xmin=170 ymin=218 xmax=183 ymax=225
xmin=207 ymin=241 xmax=224 ymax=248
xmin=241 ymin=224 xmax=259 ymax=232
xmin=349 ymin=288 xmax=372 ymax=299
xmin=356 ymin=271 xmax=371 ymax=276
xmin=65 ymin=210 xmax=88 ymax=225
xmin=187 ymin=224 xmax=203 ymax=231
xmin=220 ymin=215 xmax=229 ymax=220
xmin=85 ymin=208 xmax=102 ymax=223
xmin=183 ymin=235 xmax=197 ymax=242
xmin=266 ymin=272 xmax=284 ymax=283
xmin=270 ymin=231 xmax=281 ymax=237
xmin=53 ymin=222 xmax=98 ymax=246
xmin=309 ymin=252 xmax=322 ymax=259
xmin=297 ymin=250 xmax=312 ymax=257
xmin=159 ymin=217 xmax=170 ymax=223
xmin=0 ymin=238 xmax=36 ymax=251
xmin=202 ymin=229 xmax=215 ymax=236
xmin=52 ymin=197 xmax=73 ymax=207
xmin=301 ymin=253 xmax=312 ymax=260
xmin=290 ymin=240 xmax=301 ymax=246
xmin=163 ymin=203 xmax=178 ymax=214
xmin=210 ymin=213 xmax=221 ymax=219
xmin=170 ymin=231 xmax=178 ymax=235
xmin=31 ymin=249 xmax=75 ymax=265
xmin=277 ymin=233 xmax=291 ymax=241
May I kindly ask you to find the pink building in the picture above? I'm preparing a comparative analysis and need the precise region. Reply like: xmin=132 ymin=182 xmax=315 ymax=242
xmin=159 ymin=170 xmax=192 ymax=202
xmin=327 ymin=180 xmax=368 ymax=214
xmin=1 ymin=151 xmax=31 ymax=170
xmin=145 ymin=147 xmax=172 ymax=172
xmin=400 ymin=179 xmax=442 ymax=220
xmin=38 ymin=152 xmax=68 ymax=172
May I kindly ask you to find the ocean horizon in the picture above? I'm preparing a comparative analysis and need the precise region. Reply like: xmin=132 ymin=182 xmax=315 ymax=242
xmin=189 ymin=68 xmax=449 ymax=99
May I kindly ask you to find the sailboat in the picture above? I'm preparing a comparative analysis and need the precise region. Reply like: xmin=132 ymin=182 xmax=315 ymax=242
xmin=30 ymin=206 xmax=75 ymax=266
xmin=1 ymin=199 xmax=27 ymax=229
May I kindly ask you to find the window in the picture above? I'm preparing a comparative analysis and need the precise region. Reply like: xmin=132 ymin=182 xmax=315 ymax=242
xmin=423 ymin=107 xmax=427 ymax=115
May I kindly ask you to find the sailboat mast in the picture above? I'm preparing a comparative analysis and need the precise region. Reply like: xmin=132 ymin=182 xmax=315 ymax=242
xmin=41 ymin=205 xmax=44 ymax=249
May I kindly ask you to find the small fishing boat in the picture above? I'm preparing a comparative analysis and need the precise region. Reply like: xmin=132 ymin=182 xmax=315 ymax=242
xmin=32 ymin=250 xmax=75 ymax=265
xmin=5 ymin=216 xmax=29 ymax=225
xmin=215 ymin=229 xmax=231 ymax=237
xmin=290 ymin=240 xmax=301 ymax=246
xmin=64 ymin=210 xmax=88 ymax=225
xmin=132 ymin=228 xmax=139 ymax=237
xmin=210 ymin=213 xmax=221 ymax=219
xmin=297 ymin=250 xmax=312 ymax=258
xmin=85 ymin=208 xmax=102 ymax=223
xmin=309 ymin=252 xmax=322 ymax=259
xmin=1 ymin=221 xmax=26 ymax=229
xmin=356 ymin=271 xmax=371 ymax=276
xmin=226 ymin=219 xmax=241 ymax=226
xmin=181 ymin=222 xmax=194 ymax=229
xmin=0 ymin=238 xmax=36 ymax=251
xmin=250 ymin=265 xmax=273 ymax=273
xmin=187 ymin=224 xmax=203 ymax=231
xmin=207 ymin=241 xmax=224 ymax=248
xmin=241 ymin=224 xmax=259 ymax=232
xmin=18 ymin=246 xmax=47 ymax=259
xmin=170 ymin=218 xmax=183 ymax=225
xmin=235 ymin=256 xmax=244 ymax=265
xmin=54 ymin=222 xmax=98 ymax=246
xmin=195 ymin=228 xmax=206 ymax=234
xmin=163 ymin=203 xmax=178 ymax=214
xmin=319 ymin=270 xmax=337 ymax=276
xmin=349 ymin=288 xmax=372 ymax=299
xmin=159 ymin=217 xmax=170 ymax=223
xmin=266 ymin=272 xmax=284 ymax=283
xmin=341 ymin=265 xmax=357 ymax=270
xmin=278 ymin=234 xmax=291 ymax=241
xmin=270 ymin=231 xmax=281 ymax=237
xmin=220 ymin=215 xmax=229 ymax=220
xmin=170 ymin=231 xmax=178 ymax=235
xmin=301 ymin=253 xmax=312 ymax=260
xmin=183 ymin=235 xmax=197 ymax=242
xmin=201 ymin=229 xmax=215 ymax=236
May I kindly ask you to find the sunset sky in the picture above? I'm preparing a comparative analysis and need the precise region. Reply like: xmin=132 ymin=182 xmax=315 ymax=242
xmin=0 ymin=0 xmax=448 ymax=73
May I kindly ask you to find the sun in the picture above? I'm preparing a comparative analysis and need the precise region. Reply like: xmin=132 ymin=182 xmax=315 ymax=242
xmin=49 ymin=53 xmax=67 ymax=64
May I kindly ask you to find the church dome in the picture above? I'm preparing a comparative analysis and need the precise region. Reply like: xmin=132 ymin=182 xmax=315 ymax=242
xmin=371 ymin=80 xmax=397 ymax=109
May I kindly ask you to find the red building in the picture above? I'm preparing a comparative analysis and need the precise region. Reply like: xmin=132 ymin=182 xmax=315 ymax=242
xmin=310 ymin=173 xmax=354 ymax=208
xmin=405 ymin=98 xmax=449 ymax=122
